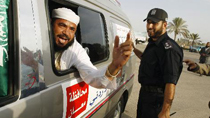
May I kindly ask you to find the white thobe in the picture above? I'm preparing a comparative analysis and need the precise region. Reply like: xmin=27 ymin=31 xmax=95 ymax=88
xmin=59 ymin=40 xmax=117 ymax=89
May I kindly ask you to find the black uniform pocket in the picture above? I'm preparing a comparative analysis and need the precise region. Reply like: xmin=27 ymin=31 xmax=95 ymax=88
xmin=141 ymin=59 xmax=158 ymax=78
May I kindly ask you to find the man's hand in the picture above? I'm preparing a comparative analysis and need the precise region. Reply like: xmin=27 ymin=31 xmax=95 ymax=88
xmin=21 ymin=47 xmax=38 ymax=70
xmin=183 ymin=59 xmax=197 ymax=70
xmin=107 ymin=32 xmax=133 ymax=78
xmin=201 ymin=53 xmax=206 ymax=56
xmin=112 ymin=32 xmax=132 ymax=69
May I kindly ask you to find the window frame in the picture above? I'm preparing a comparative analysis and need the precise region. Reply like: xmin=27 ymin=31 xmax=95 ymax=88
xmin=47 ymin=0 xmax=109 ymax=76
xmin=78 ymin=6 xmax=109 ymax=65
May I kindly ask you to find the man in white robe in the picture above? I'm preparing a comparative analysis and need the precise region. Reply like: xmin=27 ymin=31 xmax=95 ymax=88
xmin=52 ymin=8 xmax=133 ymax=89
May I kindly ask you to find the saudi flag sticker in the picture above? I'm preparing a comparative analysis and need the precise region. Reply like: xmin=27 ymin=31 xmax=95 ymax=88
xmin=0 ymin=0 xmax=10 ymax=97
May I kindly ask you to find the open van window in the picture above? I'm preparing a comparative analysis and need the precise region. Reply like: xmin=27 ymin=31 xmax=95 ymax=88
xmin=48 ymin=0 xmax=109 ymax=76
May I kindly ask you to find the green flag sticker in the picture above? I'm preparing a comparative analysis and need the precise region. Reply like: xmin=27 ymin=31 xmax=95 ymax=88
xmin=0 ymin=0 xmax=10 ymax=97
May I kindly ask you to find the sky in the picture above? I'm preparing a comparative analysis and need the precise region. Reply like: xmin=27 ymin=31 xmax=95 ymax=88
xmin=119 ymin=0 xmax=210 ymax=43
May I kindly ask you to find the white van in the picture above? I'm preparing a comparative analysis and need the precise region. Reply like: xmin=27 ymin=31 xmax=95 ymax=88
xmin=0 ymin=0 xmax=135 ymax=118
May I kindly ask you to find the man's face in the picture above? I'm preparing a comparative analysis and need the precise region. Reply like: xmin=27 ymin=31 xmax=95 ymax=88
xmin=53 ymin=19 xmax=77 ymax=48
xmin=146 ymin=19 xmax=166 ymax=39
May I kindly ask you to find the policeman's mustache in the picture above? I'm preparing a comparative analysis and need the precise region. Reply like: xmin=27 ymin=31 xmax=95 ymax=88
xmin=147 ymin=28 xmax=154 ymax=32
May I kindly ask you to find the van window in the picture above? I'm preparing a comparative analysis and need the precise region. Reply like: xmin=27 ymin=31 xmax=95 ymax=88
xmin=19 ymin=0 xmax=45 ymax=98
xmin=78 ymin=7 xmax=109 ymax=63
xmin=48 ymin=1 xmax=109 ymax=75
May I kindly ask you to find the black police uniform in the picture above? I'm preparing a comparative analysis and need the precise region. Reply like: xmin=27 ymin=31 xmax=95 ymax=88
xmin=137 ymin=32 xmax=183 ymax=118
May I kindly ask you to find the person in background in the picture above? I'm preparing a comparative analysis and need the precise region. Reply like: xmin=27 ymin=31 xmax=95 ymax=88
xmin=184 ymin=59 xmax=210 ymax=118
xmin=199 ymin=42 xmax=210 ymax=64
xmin=133 ymin=8 xmax=183 ymax=118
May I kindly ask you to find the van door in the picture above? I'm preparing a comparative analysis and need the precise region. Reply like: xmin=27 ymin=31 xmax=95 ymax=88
xmin=0 ymin=0 xmax=49 ymax=117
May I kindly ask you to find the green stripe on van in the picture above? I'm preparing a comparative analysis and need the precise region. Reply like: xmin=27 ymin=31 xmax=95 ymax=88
xmin=0 ymin=0 xmax=10 ymax=97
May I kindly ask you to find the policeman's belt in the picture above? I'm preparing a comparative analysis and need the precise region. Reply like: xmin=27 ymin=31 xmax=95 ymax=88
xmin=141 ymin=86 xmax=164 ymax=93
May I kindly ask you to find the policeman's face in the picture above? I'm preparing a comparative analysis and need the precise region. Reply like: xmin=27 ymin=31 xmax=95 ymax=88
xmin=146 ymin=19 xmax=167 ymax=39
xmin=53 ymin=18 xmax=77 ymax=48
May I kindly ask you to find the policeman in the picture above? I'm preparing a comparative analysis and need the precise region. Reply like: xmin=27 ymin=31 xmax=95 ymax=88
xmin=133 ymin=8 xmax=183 ymax=118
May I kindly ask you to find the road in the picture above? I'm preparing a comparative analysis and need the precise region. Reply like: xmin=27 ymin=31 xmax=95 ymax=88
xmin=122 ymin=44 xmax=210 ymax=118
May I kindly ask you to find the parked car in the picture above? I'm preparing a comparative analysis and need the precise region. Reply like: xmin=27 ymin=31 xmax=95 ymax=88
xmin=134 ymin=32 xmax=147 ymax=44
xmin=135 ymin=38 xmax=146 ymax=44
xmin=189 ymin=46 xmax=202 ymax=52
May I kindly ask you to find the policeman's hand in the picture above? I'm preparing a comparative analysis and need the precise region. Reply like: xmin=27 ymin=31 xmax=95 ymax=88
xmin=111 ymin=31 xmax=133 ymax=69
xmin=158 ymin=110 xmax=170 ymax=118
xmin=183 ymin=59 xmax=197 ymax=70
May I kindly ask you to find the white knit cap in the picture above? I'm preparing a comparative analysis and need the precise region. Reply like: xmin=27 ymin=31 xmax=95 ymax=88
xmin=52 ymin=7 xmax=80 ymax=26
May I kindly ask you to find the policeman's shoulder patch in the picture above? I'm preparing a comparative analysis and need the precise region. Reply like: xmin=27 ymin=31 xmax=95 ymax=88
xmin=164 ymin=40 xmax=173 ymax=49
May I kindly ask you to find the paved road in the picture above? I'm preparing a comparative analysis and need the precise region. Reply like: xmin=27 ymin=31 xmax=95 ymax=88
xmin=122 ymin=44 xmax=210 ymax=118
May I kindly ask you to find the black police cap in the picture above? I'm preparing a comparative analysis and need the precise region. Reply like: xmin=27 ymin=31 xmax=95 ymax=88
xmin=143 ymin=8 xmax=168 ymax=22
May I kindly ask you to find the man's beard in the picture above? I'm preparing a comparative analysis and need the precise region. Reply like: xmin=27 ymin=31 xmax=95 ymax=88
xmin=148 ymin=26 xmax=164 ymax=39
xmin=54 ymin=35 xmax=75 ymax=52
